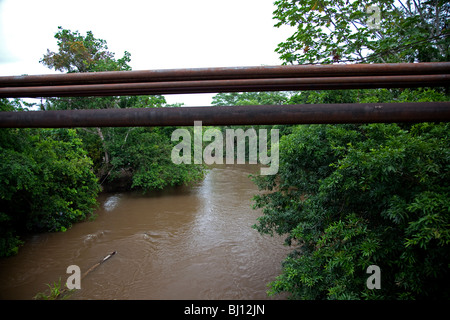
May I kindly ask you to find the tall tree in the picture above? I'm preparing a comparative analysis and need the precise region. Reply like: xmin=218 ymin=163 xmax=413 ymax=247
xmin=40 ymin=27 xmax=205 ymax=192
xmin=40 ymin=26 xmax=131 ymax=72
xmin=40 ymin=27 xmax=133 ymax=169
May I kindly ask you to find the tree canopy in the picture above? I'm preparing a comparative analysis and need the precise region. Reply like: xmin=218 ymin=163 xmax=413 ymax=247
xmin=274 ymin=0 xmax=449 ymax=64
xmin=40 ymin=26 xmax=131 ymax=73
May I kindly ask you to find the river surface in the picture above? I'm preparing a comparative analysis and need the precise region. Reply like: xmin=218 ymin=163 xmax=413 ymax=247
xmin=0 ymin=165 xmax=290 ymax=300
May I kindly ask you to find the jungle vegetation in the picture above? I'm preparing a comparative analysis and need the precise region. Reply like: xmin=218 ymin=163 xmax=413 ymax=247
xmin=0 ymin=27 xmax=205 ymax=257
xmin=249 ymin=0 xmax=450 ymax=299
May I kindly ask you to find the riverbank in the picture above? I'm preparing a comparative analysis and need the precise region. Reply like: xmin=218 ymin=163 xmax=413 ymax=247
xmin=0 ymin=165 xmax=290 ymax=300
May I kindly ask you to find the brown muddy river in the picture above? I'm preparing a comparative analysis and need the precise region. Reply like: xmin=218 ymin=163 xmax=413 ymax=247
xmin=0 ymin=165 xmax=290 ymax=300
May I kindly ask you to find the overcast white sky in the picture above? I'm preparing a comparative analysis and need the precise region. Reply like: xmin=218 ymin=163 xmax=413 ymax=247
xmin=0 ymin=0 xmax=294 ymax=106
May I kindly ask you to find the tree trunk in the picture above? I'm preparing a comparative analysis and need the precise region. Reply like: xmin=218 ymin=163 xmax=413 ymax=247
xmin=96 ymin=127 xmax=109 ymax=165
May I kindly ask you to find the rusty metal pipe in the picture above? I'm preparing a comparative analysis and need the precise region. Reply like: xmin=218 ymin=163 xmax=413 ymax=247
xmin=1 ymin=102 xmax=449 ymax=128
xmin=1 ymin=62 xmax=449 ymax=87
xmin=1 ymin=75 xmax=448 ymax=98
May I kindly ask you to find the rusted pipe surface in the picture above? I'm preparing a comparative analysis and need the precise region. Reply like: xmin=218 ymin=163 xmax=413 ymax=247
xmin=1 ymin=102 xmax=449 ymax=128
xmin=1 ymin=75 xmax=448 ymax=98
xmin=1 ymin=62 xmax=449 ymax=88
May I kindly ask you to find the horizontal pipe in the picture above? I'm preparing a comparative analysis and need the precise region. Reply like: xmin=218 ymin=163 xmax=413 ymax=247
xmin=1 ymin=75 xmax=448 ymax=98
xmin=1 ymin=62 xmax=449 ymax=88
xmin=1 ymin=102 xmax=449 ymax=128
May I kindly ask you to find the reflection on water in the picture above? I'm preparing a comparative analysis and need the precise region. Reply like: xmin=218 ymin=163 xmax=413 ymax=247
xmin=0 ymin=165 xmax=290 ymax=300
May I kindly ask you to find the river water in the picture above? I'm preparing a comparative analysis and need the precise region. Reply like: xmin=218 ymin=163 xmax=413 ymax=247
xmin=0 ymin=165 xmax=290 ymax=300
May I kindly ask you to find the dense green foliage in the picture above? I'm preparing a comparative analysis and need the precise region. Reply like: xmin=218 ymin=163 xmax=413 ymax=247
xmin=0 ymin=99 xmax=100 ymax=256
xmin=274 ymin=0 xmax=449 ymax=64
xmin=253 ymin=114 xmax=450 ymax=299
xmin=102 ymin=124 xmax=205 ymax=191
xmin=248 ymin=0 xmax=450 ymax=299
